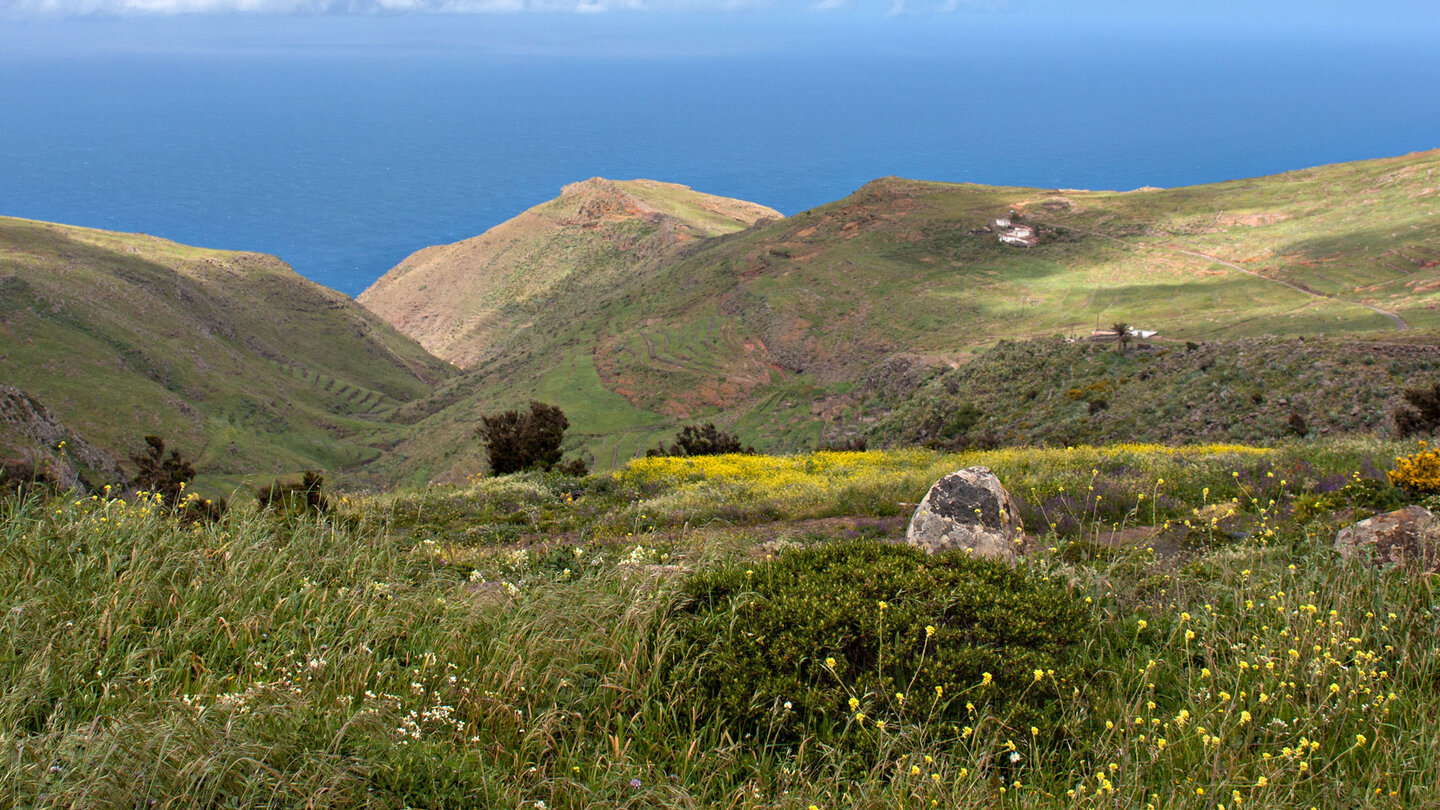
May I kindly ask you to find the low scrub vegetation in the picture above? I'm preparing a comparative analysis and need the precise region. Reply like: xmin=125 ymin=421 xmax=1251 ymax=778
xmin=1 ymin=439 xmax=1437 ymax=808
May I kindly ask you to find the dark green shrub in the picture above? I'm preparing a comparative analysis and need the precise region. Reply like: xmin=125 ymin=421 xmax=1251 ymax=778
xmin=555 ymin=456 xmax=590 ymax=477
xmin=0 ymin=457 xmax=58 ymax=502
xmin=129 ymin=435 xmax=195 ymax=508
xmin=647 ymin=422 xmax=754 ymax=458
xmin=481 ymin=401 xmax=569 ymax=474
xmin=1287 ymin=412 xmax=1309 ymax=437
xmin=177 ymin=495 xmax=229 ymax=525
xmin=1394 ymin=382 xmax=1440 ymax=437
xmin=668 ymin=541 xmax=1094 ymax=748
xmin=258 ymin=471 xmax=330 ymax=515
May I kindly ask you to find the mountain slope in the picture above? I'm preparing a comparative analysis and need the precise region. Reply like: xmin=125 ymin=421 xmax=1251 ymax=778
xmin=359 ymin=178 xmax=782 ymax=368
xmin=361 ymin=151 xmax=1440 ymax=480
xmin=0 ymin=216 xmax=456 ymax=489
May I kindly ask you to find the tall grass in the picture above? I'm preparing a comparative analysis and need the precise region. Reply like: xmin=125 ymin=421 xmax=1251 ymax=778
xmin=1 ymin=439 xmax=1437 ymax=807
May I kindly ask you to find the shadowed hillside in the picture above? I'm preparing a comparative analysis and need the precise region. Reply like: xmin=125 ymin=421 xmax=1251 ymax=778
xmin=0 ymin=216 xmax=456 ymax=490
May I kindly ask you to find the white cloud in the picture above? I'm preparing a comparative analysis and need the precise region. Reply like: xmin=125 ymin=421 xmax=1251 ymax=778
xmin=0 ymin=0 xmax=1422 ymax=12
xmin=1 ymin=0 xmax=846 ymax=12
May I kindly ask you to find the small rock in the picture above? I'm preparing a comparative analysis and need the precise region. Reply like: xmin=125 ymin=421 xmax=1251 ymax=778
xmin=906 ymin=466 xmax=1025 ymax=561
xmin=1335 ymin=505 xmax=1440 ymax=573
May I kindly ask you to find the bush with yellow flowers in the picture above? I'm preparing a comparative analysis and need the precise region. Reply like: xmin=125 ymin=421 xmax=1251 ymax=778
xmin=1387 ymin=442 xmax=1440 ymax=494
xmin=667 ymin=541 xmax=1094 ymax=750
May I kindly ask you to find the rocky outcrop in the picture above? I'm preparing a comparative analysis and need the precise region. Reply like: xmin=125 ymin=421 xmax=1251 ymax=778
xmin=1335 ymin=505 xmax=1440 ymax=573
xmin=906 ymin=466 xmax=1025 ymax=561
xmin=0 ymin=385 xmax=124 ymax=491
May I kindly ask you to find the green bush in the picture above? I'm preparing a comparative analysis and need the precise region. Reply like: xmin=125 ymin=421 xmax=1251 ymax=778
xmin=480 ymin=400 xmax=569 ymax=474
xmin=129 ymin=435 xmax=195 ymax=508
xmin=668 ymin=541 xmax=1093 ymax=748
xmin=647 ymin=422 xmax=754 ymax=458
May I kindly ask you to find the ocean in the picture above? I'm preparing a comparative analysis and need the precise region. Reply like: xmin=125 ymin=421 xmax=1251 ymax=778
xmin=1 ymin=12 xmax=1437 ymax=296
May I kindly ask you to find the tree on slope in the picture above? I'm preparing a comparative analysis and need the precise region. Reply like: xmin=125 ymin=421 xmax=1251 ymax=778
xmin=480 ymin=401 xmax=569 ymax=474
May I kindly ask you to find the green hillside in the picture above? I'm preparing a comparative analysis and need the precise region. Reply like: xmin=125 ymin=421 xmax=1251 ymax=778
xmin=0 ymin=216 xmax=456 ymax=492
xmin=364 ymin=151 xmax=1440 ymax=480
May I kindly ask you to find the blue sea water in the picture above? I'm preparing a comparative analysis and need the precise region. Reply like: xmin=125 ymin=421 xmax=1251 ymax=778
xmin=1 ymin=12 xmax=1437 ymax=297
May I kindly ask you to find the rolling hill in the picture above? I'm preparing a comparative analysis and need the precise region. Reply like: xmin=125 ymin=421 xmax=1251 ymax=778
xmin=0 ymin=216 xmax=456 ymax=491
xmin=360 ymin=151 xmax=1440 ymax=479
xmin=358 ymin=178 xmax=782 ymax=368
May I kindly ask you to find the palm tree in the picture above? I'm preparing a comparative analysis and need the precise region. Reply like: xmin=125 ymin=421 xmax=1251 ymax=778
xmin=1111 ymin=322 xmax=1131 ymax=353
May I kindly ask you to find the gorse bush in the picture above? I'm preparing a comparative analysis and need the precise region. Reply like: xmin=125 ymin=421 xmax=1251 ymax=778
xmin=668 ymin=541 xmax=1094 ymax=748
xmin=648 ymin=422 xmax=754 ymax=458
xmin=1388 ymin=443 xmax=1440 ymax=495
xmin=129 ymin=435 xmax=195 ymax=508
xmin=480 ymin=400 xmax=569 ymax=474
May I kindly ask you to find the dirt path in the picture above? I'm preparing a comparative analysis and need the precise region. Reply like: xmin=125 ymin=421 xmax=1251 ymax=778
xmin=1167 ymin=247 xmax=1409 ymax=331
xmin=1027 ymin=219 xmax=1408 ymax=331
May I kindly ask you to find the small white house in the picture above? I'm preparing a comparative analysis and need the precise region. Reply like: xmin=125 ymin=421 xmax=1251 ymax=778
xmin=999 ymin=232 xmax=1040 ymax=248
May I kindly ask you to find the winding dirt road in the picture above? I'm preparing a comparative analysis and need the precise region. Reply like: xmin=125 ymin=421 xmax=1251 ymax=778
xmin=1027 ymin=219 xmax=1409 ymax=331
xmin=1166 ymin=247 xmax=1409 ymax=331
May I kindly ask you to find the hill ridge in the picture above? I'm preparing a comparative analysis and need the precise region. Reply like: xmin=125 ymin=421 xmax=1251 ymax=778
xmin=357 ymin=150 xmax=1440 ymax=480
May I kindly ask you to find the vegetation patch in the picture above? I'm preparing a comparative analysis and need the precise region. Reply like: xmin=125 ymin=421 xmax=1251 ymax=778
xmin=669 ymin=541 xmax=1093 ymax=750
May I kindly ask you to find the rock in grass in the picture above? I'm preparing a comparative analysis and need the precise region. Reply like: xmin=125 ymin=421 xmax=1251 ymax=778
xmin=1335 ymin=505 xmax=1440 ymax=573
xmin=906 ymin=466 xmax=1025 ymax=561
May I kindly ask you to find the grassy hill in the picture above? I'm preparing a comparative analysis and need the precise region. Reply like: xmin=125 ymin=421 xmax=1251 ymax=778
xmin=363 ymin=151 xmax=1440 ymax=479
xmin=358 ymin=178 xmax=782 ymax=368
xmin=0 ymin=216 xmax=456 ymax=492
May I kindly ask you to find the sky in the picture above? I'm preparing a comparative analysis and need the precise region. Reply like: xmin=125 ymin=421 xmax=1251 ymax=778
xmin=1 ymin=0 xmax=1434 ymax=19
xmin=3 ymin=0 xmax=1435 ymax=62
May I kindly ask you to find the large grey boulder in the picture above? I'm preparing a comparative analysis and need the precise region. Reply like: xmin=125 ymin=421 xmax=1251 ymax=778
xmin=907 ymin=466 xmax=1025 ymax=561
xmin=1335 ymin=505 xmax=1440 ymax=573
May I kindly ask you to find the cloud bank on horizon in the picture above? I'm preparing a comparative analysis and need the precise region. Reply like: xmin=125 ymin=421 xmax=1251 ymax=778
xmin=0 ymin=0 xmax=1411 ymax=14
xmin=1 ymin=0 xmax=1002 ymax=12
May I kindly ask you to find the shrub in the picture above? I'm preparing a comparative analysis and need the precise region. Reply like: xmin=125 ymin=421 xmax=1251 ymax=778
xmin=480 ymin=401 xmax=569 ymax=474
xmin=647 ymin=422 xmax=754 ymax=458
xmin=1394 ymin=382 xmax=1440 ymax=437
xmin=0 ymin=457 xmax=59 ymax=502
xmin=129 ymin=435 xmax=195 ymax=508
xmin=668 ymin=541 xmax=1093 ymax=747
xmin=1389 ymin=443 xmax=1440 ymax=495
xmin=179 ymin=496 xmax=228 ymax=524
xmin=258 ymin=471 xmax=330 ymax=515
xmin=1287 ymin=412 xmax=1309 ymax=437
xmin=554 ymin=456 xmax=590 ymax=477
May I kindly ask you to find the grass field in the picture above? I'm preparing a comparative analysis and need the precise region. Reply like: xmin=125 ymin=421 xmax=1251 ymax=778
xmin=4 ymin=439 xmax=1438 ymax=808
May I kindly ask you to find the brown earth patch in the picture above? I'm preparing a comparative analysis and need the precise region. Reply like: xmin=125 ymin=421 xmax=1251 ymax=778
xmin=1216 ymin=212 xmax=1292 ymax=227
